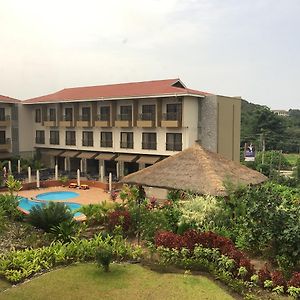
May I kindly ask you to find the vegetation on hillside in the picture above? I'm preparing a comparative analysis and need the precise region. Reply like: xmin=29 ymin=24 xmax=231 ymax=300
xmin=241 ymin=100 xmax=300 ymax=153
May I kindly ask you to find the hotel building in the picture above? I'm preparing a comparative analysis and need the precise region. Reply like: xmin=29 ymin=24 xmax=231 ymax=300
xmin=5 ymin=79 xmax=241 ymax=179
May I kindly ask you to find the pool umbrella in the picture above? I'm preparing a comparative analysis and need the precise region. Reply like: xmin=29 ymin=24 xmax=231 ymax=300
xmin=55 ymin=164 xmax=58 ymax=180
xmin=121 ymin=143 xmax=267 ymax=196
xmin=28 ymin=167 xmax=31 ymax=183
xmin=36 ymin=170 xmax=40 ymax=188
xmin=77 ymin=169 xmax=81 ymax=186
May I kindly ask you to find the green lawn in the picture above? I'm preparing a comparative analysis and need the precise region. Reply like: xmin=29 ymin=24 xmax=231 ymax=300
xmin=0 ymin=279 xmax=10 ymax=293
xmin=0 ymin=263 xmax=235 ymax=300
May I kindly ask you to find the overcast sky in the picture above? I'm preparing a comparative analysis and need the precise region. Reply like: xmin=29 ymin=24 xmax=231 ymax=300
xmin=1 ymin=0 xmax=299 ymax=109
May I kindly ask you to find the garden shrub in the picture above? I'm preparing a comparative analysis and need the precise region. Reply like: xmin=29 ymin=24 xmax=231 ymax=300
xmin=258 ymin=264 xmax=271 ymax=285
xmin=28 ymin=202 xmax=73 ymax=232
xmin=50 ymin=220 xmax=80 ymax=243
xmin=271 ymin=270 xmax=286 ymax=289
xmin=96 ymin=245 xmax=113 ymax=272
xmin=0 ymin=193 xmax=23 ymax=221
xmin=288 ymin=272 xmax=300 ymax=288
xmin=107 ymin=209 xmax=131 ymax=232
xmin=0 ymin=233 xmax=143 ymax=283
xmin=178 ymin=195 xmax=222 ymax=232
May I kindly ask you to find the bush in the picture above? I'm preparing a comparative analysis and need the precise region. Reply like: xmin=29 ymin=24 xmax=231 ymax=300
xmin=271 ymin=270 xmax=286 ymax=289
xmin=96 ymin=245 xmax=113 ymax=272
xmin=288 ymin=272 xmax=300 ymax=288
xmin=0 ymin=193 xmax=23 ymax=220
xmin=258 ymin=264 xmax=271 ymax=285
xmin=28 ymin=202 xmax=73 ymax=232
xmin=107 ymin=210 xmax=131 ymax=232
xmin=0 ymin=233 xmax=143 ymax=283
xmin=178 ymin=195 xmax=222 ymax=232
xmin=50 ymin=220 xmax=80 ymax=243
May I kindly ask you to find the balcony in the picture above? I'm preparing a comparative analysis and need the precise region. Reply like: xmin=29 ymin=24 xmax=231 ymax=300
xmin=101 ymin=140 xmax=113 ymax=148
xmin=0 ymin=116 xmax=11 ymax=127
xmin=50 ymin=139 xmax=59 ymax=145
xmin=82 ymin=139 xmax=93 ymax=147
xmin=76 ymin=116 xmax=91 ymax=127
xmin=166 ymin=142 xmax=182 ymax=151
xmin=137 ymin=113 xmax=156 ymax=128
xmin=161 ymin=113 xmax=182 ymax=127
xmin=59 ymin=116 xmax=74 ymax=127
xmin=35 ymin=137 xmax=45 ymax=144
xmin=0 ymin=138 xmax=11 ymax=151
xmin=66 ymin=139 xmax=76 ymax=146
xmin=115 ymin=114 xmax=132 ymax=128
xmin=142 ymin=142 xmax=157 ymax=150
xmin=95 ymin=115 xmax=111 ymax=127
xmin=120 ymin=141 xmax=133 ymax=149
xmin=43 ymin=120 xmax=57 ymax=127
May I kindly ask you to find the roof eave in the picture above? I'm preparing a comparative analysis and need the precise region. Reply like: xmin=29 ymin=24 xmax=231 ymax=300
xmin=22 ymin=92 xmax=206 ymax=105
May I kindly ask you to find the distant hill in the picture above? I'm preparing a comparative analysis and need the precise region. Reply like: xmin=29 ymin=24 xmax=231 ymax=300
xmin=241 ymin=100 xmax=300 ymax=153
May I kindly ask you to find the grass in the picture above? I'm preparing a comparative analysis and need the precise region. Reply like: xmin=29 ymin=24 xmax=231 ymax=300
xmin=0 ymin=263 xmax=235 ymax=300
xmin=0 ymin=279 xmax=10 ymax=293
xmin=284 ymin=153 xmax=300 ymax=166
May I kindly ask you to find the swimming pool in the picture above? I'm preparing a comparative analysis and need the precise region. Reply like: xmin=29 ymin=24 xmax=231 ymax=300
xmin=36 ymin=191 xmax=79 ymax=201
xmin=18 ymin=197 xmax=83 ymax=218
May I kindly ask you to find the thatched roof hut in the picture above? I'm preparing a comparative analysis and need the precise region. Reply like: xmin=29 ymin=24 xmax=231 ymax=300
xmin=121 ymin=144 xmax=267 ymax=196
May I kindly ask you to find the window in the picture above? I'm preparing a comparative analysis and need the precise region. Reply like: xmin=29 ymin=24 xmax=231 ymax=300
xmin=35 ymin=130 xmax=45 ymax=144
xmin=166 ymin=133 xmax=182 ymax=151
xmin=0 ymin=108 xmax=5 ymax=121
xmin=0 ymin=131 xmax=6 ymax=144
xmin=99 ymin=106 xmax=110 ymax=121
xmin=119 ymin=105 xmax=132 ymax=121
xmin=49 ymin=108 xmax=56 ymax=121
xmin=35 ymin=109 xmax=41 ymax=123
xmin=81 ymin=107 xmax=91 ymax=121
xmin=141 ymin=105 xmax=156 ymax=120
xmin=50 ymin=131 xmax=59 ymax=145
xmin=101 ymin=132 xmax=113 ymax=147
xmin=82 ymin=131 xmax=93 ymax=146
xmin=66 ymin=131 xmax=76 ymax=145
xmin=64 ymin=108 xmax=73 ymax=121
xmin=165 ymin=103 xmax=182 ymax=120
xmin=142 ymin=133 xmax=157 ymax=150
xmin=120 ymin=132 xmax=133 ymax=149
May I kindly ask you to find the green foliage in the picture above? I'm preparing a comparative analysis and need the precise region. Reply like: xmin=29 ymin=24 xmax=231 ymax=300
xmin=0 ymin=233 xmax=143 ymax=283
xmin=287 ymin=286 xmax=300 ymax=298
xmin=28 ymin=202 xmax=73 ymax=232
xmin=218 ymin=182 xmax=300 ymax=270
xmin=50 ymin=220 xmax=80 ymax=243
xmin=58 ymin=176 xmax=68 ymax=185
xmin=0 ymin=193 xmax=23 ymax=220
xmin=241 ymin=100 xmax=299 ymax=153
xmin=5 ymin=175 xmax=22 ymax=196
xmin=96 ymin=245 xmax=113 ymax=272
xmin=0 ymin=208 xmax=7 ymax=234
xmin=178 ymin=195 xmax=222 ymax=232
xmin=79 ymin=201 xmax=116 ymax=225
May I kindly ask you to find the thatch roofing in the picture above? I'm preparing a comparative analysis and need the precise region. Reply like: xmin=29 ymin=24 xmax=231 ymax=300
xmin=121 ymin=144 xmax=267 ymax=196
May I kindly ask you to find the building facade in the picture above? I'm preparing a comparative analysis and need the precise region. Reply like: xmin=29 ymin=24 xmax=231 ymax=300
xmin=5 ymin=79 xmax=241 ymax=179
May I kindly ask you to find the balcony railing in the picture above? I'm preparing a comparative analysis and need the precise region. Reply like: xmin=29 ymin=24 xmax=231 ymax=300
xmin=62 ymin=115 xmax=73 ymax=121
xmin=96 ymin=114 xmax=110 ymax=121
xmin=120 ymin=141 xmax=133 ymax=149
xmin=50 ymin=139 xmax=59 ymax=145
xmin=0 ymin=138 xmax=11 ymax=145
xmin=166 ymin=143 xmax=182 ymax=151
xmin=142 ymin=142 xmax=157 ymax=150
xmin=35 ymin=137 xmax=45 ymax=144
xmin=79 ymin=115 xmax=91 ymax=122
xmin=117 ymin=114 xmax=132 ymax=121
xmin=0 ymin=115 xmax=10 ymax=121
xmin=82 ymin=139 xmax=93 ymax=147
xmin=66 ymin=139 xmax=76 ymax=146
xmin=138 ymin=113 xmax=155 ymax=121
xmin=162 ymin=112 xmax=181 ymax=121
xmin=101 ymin=140 xmax=113 ymax=147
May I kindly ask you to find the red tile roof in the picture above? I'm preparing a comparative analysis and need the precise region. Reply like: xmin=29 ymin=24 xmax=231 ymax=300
xmin=0 ymin=95 xmax=20 ymax=103
xmin=23 ymin=79 xmax=212 ymax=104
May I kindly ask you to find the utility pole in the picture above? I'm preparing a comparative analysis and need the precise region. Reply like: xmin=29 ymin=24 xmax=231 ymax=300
xmin=278 ymin=150 xmax=283 ymax=172
xmin=261 ymin=133 xmax=266 ymax=165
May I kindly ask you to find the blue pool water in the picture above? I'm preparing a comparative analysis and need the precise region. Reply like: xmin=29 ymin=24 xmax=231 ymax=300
xmin=18 ymin=197 xmax=83 ymax=217
xmin=36 ymin=191 xmax=79 ymax=201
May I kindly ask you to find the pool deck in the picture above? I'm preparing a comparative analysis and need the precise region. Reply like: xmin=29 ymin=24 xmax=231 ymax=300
xmin=17 ymin=186 xmax=112 ymax=206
